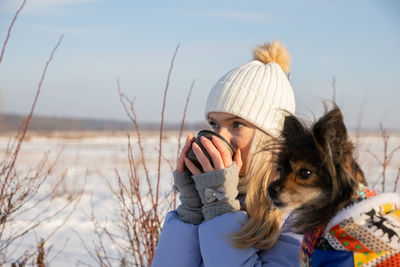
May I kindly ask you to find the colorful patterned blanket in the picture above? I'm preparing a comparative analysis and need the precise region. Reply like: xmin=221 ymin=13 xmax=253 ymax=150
xmin=301 ymin=186 xmax=400 ymax=266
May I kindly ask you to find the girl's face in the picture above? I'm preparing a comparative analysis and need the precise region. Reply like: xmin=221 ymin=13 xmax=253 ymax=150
xmin=207 ymin=112 xmax=256 ymax=176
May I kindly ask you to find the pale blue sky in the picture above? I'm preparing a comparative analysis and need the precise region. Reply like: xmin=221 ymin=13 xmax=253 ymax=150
xmin=0 ymin=0 xmax=399 ymax=129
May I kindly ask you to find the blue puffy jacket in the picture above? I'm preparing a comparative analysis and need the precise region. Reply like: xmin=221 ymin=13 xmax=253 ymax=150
xmin=151 ymin=210 xmax=301 ymax=267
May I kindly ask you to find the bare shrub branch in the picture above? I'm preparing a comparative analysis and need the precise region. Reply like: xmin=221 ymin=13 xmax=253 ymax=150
xmin=0 ymin=0 xmax=27 ymax=65
xmin=0 ymin=29 xmax=83 ymax=264
xmin=368 ymin=124 xmax=400 ymax=192
xmin=177 ymin=79 xmax=195 ymax=159
xmin=394 ymin=168 xmax=400 ymax=192
xmin=83 ymin=44 xmax=195 ymax=266
xmin=0 ymin=34 xmax=64 ymax=200
xmin=155 ymin=43 xmax=180 ymax=215
xmin=117 ymin=80 xmax=154 ymax=207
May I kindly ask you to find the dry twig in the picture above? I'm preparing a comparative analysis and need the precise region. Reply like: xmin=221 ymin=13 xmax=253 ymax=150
xmin=0 ymin=0 xmax=27 ymax=65
xmin=368 ymin=124 xmax=400 ymax=192
xmin=394 ymin=168 xmax=400 ymax=192
xmin=0 ymin=6 xmax=82 ymax=263
xmin=176 ymin=79 xmax=195 ymax=159
xmin=84 ymin=44 xmax=195 ymax=266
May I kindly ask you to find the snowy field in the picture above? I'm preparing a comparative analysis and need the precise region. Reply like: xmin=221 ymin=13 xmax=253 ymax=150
xmin=1 ymin=130 xmax=399 ymax=266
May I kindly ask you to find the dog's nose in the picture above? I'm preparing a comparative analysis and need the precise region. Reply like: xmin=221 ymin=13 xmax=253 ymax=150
xmin=268 ymin=183 xmax=279 ymax=199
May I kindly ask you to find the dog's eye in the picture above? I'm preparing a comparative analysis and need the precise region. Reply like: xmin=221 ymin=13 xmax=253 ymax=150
xmin=298 ymin=168 xmax=311 ymax=179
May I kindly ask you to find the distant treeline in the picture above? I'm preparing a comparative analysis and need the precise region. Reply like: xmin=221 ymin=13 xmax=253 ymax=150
xmin=1 ymin=113 xmax=396 ymax=133
xmin=0 ymin=113 xmax=207 ymax=132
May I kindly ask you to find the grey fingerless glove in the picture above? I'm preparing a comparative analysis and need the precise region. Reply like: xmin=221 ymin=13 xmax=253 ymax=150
xmin=173 ymin=171 xmax=204 ymax=225
xmin=192 ymin=163 xmax=240 ymax=221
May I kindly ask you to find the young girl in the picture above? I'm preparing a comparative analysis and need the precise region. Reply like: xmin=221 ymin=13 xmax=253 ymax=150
xmin=151 ymin=40 xmax=301 ymax=266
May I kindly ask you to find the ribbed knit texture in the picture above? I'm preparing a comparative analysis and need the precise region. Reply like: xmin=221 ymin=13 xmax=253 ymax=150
xmin=205 ymin=60 xmax=295 ymax=136
xmin=174 ymin=171 xmax=204 ymax=225
xmin=192 ymin=164 xmax=240 ymax=221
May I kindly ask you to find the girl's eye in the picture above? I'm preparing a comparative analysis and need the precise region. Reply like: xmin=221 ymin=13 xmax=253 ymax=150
xmin=208 ymin=121 xmax=219 ymax=130
xmin=233 ymin=121 xmax=245 ymax=129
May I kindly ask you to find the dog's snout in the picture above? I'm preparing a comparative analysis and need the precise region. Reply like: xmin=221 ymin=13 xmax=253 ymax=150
xmin=268 ymin=182 xmax=280 ymax=199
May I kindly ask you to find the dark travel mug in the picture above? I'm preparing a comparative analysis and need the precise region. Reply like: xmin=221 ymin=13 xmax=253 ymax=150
xmin=186 ymin=130 xmax=235 ymax=171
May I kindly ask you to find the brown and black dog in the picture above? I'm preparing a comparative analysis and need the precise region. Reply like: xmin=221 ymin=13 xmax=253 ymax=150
xmin=268 ymin=105 xmax=367 ymax=233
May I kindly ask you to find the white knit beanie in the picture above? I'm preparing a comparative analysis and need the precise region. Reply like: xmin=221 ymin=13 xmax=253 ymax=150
xmin=205 ymin=41 xmax=295 ymax=136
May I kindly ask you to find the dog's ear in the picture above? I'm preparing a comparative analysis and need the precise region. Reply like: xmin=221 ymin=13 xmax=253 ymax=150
xmin=313 ymin=107 xmax=359 ymax=203
xmin=312 ymin=107 xmax=348 ymax=161
xmin=282 ymin=115 xmax=306 ymax=141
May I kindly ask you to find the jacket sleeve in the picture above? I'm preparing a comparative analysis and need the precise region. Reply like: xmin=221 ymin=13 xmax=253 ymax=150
xmin=198 ymin=211 xmax=301 ymax=267
xmin=258 ymin=232 xmax=302 ymax=266
xmin=151 ymin=210 xmax=202 ymax=267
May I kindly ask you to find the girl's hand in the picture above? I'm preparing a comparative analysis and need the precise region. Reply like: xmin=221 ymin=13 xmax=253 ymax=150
xmin=176 ymin=134 xmax=195 ymax=172
xmin=184 ymin=135 xmax=243 ymax=175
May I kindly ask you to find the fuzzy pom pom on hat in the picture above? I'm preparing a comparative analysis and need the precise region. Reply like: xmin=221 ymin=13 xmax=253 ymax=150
xmin=205 ymin=40 xmax=295 ymax=136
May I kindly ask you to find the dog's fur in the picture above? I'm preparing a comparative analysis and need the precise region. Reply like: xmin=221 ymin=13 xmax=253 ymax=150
xmin=268 ymin=105 xmax=367 ymax=233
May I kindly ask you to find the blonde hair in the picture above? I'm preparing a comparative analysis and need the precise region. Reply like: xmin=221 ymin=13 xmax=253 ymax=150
xmin=232 ymin=128 xmax=283 ymax=250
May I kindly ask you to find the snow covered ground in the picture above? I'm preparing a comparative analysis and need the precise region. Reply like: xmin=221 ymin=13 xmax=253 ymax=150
xmin=0 ymin=130 xmax=399 ymax=266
